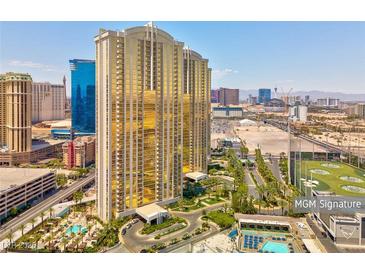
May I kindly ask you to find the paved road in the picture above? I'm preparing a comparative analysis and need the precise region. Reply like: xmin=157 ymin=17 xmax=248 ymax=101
xmin=122 ymin=203 xmax=226 ymax=252
xmin=244 ymin=168 xmax=259 ymax=199
xmin=160 ymin=226 xmax=222 ymax=253
xmin=0 ymin=173 xmax=95 ymax=241
xmin=105 ymin=243 xmax=130 ymax=253
xmin=305 ymin=215 xmax=339 ymax=253
xmin=267 ymin=158 xmax=282 ymax=183
xmin=250 ymin=168 xmax=265 ymax=186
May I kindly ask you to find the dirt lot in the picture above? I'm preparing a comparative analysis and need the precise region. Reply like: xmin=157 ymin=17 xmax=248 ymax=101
xmin=211 ymin=119 xmax=327 ymax=155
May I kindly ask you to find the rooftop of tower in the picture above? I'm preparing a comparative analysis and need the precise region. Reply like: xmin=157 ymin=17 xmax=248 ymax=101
xmin=95 ymin=24 xmax=184 ymax=46
xmin=0 ymin=72 xmax=32 ymax=82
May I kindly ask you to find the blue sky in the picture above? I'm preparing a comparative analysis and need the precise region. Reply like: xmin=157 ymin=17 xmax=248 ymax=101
xmin=1 ymin=21 xmax=365 ymax=95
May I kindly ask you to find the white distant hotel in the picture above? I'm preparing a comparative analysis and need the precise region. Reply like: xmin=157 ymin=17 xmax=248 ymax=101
xmin=32 ymin=77 xmax=66 ymax=123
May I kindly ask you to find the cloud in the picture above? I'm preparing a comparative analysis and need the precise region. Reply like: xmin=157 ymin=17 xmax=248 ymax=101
xmin=212 ymin=68 xmax=239 ymax=79
xmin=8 ymin=60 xmax=59 ymax=72
xmin=275 ymin=79 xmax=295 ymax=84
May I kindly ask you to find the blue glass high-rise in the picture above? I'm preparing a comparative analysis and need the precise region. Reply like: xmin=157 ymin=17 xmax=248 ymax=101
xmin=69 ymin=59 xmax=95 ymax=134
xmin=258 ymin=88 xmax=271 ymax=104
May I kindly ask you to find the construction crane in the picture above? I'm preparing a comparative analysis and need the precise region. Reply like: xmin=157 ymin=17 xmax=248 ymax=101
xmin=279 ymin=87 xmax=293 ymax=113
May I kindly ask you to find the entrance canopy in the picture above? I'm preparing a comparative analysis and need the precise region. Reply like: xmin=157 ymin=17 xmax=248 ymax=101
xmin=185 ymin=172 xmax=208 ymax=182
xmin=135 ymin=203 xmax=168 ymax=224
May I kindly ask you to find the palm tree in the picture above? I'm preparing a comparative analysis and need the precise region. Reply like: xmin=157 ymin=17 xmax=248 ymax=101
xmin=45 ymin=235 xmax=53 ymax=250
xmin=280 ymin=199 xmax=286 ymax=216
xmin=87 ymin=223 xmax=93 ymax=237
xmin=7 ymin=230 xmax=14 ymax=247
xmin=30 ymin=218 xmax=36 ymax=230
xmin=20 ymin=224 xmax=25 ymax=237
xmin=40 ymin=212 xmax=45 ymax=227
xmin=49 ymin=207 xmax=55 ymax=219
xmin=34 ymin=233 xmax=42 ymax=249
xmin=74 ymin=236 xmax=82 ymax=252
xmin=61 ymin=237 xmax=68 ymax=252
xmin=73 ymin=191 xmax=84 ymax=206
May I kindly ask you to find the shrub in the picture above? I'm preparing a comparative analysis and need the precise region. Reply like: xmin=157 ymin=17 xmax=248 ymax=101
xmin=207 ymin=210 xmax=235 ymax=229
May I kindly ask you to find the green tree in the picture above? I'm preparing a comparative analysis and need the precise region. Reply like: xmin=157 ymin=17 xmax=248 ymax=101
xmin=20 ymin=224 xmax=25 ymax=237
xmin=9 ymin=207 xmax=18 ymax=217
xmin=40 ymin=212 xmax=45 ymax=227
xmin=208 ymin=168 xmax=217 ymax=176
xmin=34 ymin=233 xmax=42 ymax=249
xmin=49 ymin=207 xmax=55 ymax=219
xmin=73 ymin=191 xmax=84 ymax=205
xmin=61 ymin=237 xmax=68 ymax=252
xmin=45 ymin=234 xmax=53 ymax=250
xmin=30 ymin=218 xmax=36 ymax=230
xmin=56 ymin=174 xmax=68 ymax=188
xmin=7 ymin=230 xmax=13 ymax=246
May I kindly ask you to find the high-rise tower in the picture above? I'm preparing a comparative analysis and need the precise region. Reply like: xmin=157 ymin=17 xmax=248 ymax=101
xmin=0 ymin=72 xmax=32 ymax=152
xmin=95 ymin=24 xmax=185 ymax=221
xmin=183 ymin=49 xmax=211 ymax=174
xmin=69 ymin=59 xmax=96 ymax=134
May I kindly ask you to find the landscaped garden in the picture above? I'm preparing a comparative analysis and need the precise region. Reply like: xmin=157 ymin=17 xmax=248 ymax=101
xmin=202 ymin=196 xmax=225 ymax=205
xmin=142 ymin=222 xmax=211 ymax=253
xmin=154 ymin=222 xmax=188 ymax=239
xmin=205 ymin=210 xmax=236 ymax=229
xmin=297 ymin=160 xmax=365 ymax=197
xmin=168 ymin=190 xmax=227 ymax=212
xmin=141 ymin=217 xmax=186 ymax=235
xmin=167 ymin=198 xmax=206 ymax=212
xmin=10 ymin=202 xmax=129 ymax=253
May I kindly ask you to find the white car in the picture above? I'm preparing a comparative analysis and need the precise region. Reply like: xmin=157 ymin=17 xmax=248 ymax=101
xmin=296 ymin=222 xmax=307 ymax=229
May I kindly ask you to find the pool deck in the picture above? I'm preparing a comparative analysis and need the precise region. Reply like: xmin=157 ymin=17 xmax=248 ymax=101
xmin=234 ymin=214 xmax=324 ymax=253
xmin=234 ymin=214 xmax=299 ymax=227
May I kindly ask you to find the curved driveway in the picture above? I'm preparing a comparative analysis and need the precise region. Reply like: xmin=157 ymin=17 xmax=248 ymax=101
xmin=122 ymin=203 xmax=226 ymax=252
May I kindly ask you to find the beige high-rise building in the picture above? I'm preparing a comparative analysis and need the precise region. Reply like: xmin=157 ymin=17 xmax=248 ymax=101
xmin=347 ymin=103 xmax=365 ymax=118
xmin=32 ymin=79 xmax=66 ymax=123
xmin=183 ymin=49 xmax=211 ymax=174
xmin=0 ymin=72 xmax=32 ymax=153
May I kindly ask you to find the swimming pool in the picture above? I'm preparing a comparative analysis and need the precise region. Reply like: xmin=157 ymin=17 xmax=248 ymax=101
xmin=261 ymin=241 xmax=289 ymax=253
xmin=66 ymin=225 xmax=87 ymax=236
xmin=228 ymin=229 xmax=238 ymax=238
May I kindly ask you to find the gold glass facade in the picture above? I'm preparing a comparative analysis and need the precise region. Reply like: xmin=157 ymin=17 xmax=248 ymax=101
xmin=0 ymin=73 xmax=32 ymax=153
xmin=95 ymin=24 xmax=185 ymax=221
xmin=183 ymin=49 xmax=211 ymax=174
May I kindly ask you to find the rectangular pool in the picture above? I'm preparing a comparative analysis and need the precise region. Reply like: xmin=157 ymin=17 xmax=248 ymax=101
xmin=261 ymin=241 xmax=289 ymax=253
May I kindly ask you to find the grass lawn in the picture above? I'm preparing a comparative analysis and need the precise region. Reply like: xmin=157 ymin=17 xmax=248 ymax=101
xmin=169 ymin=198 xmax=206 ymax=212
xmin=207 ymin=210 xmax=235 ymax=229
xmin=202 ymin=196 xmax=224 ymax=205
xmin=297 ymin=160 xmax=365 ymax=197
xmin=141 ymin=217 xmax=186 ymax=235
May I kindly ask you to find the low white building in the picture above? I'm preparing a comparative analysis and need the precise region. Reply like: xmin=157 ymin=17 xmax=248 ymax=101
xmin=289 ymin=105 xmax=307 ymax=122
